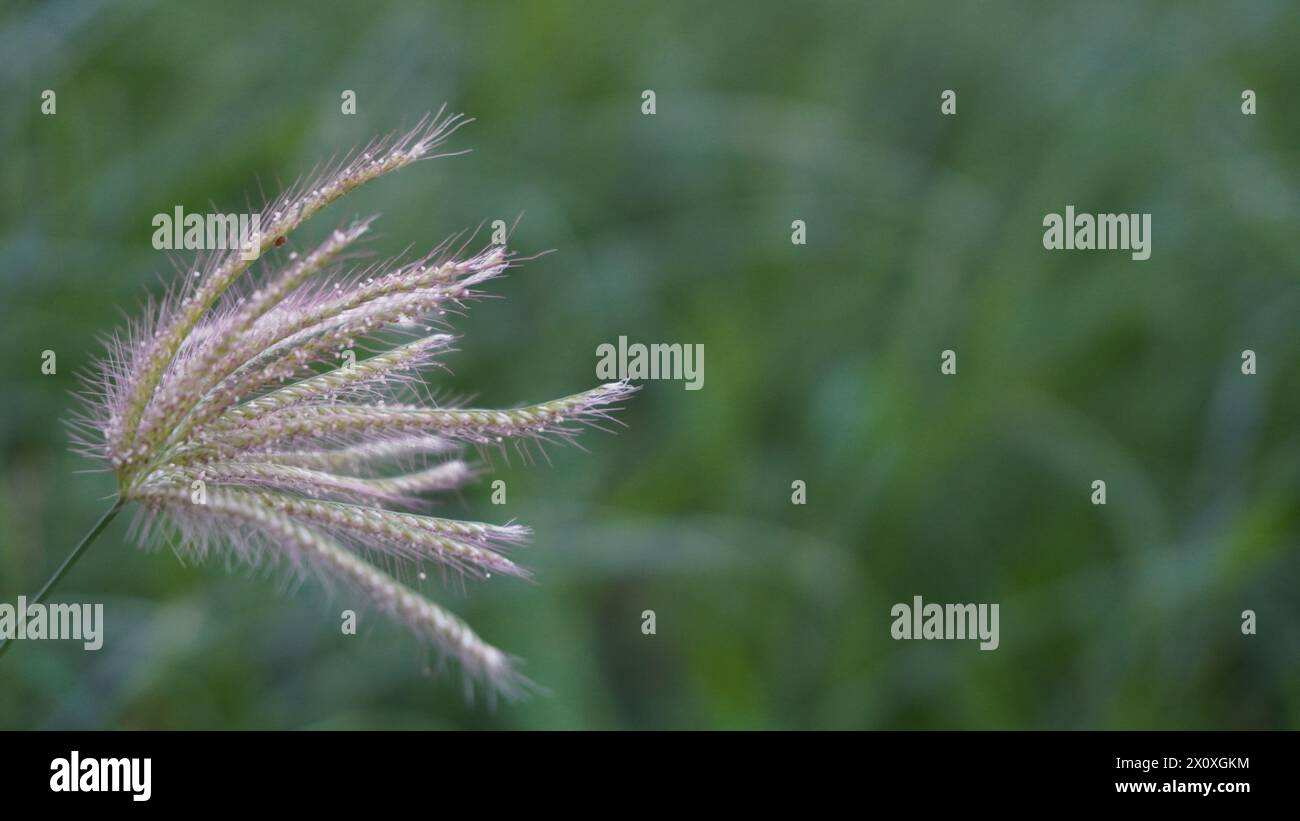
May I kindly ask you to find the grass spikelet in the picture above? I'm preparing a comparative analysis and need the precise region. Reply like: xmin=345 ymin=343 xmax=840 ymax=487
xmin=64 ymin=113 xmax=637 ymax=696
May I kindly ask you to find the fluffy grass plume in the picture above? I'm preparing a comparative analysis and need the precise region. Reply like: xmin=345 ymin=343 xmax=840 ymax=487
xmin=69 ymin=109 xmax=636 ymax=697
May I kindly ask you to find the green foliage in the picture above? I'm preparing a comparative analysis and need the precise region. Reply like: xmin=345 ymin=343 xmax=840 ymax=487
xmin=1 ymin=0 xmax=1297 ymax=728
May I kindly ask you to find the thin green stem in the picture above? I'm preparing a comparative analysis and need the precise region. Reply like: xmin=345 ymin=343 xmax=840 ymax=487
xmin=0 ymin=497 xmax=124 ymax=661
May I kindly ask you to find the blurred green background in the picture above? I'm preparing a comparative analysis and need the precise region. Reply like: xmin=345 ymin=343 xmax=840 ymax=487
xmin=1 ymin=0 xmax=1298 ymax=729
